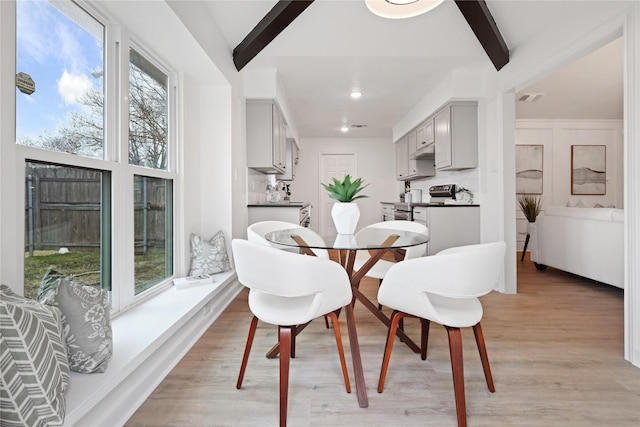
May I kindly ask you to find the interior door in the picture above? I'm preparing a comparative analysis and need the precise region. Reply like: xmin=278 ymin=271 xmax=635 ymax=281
xmin=319 ymin=154 xmax=357 ymax=238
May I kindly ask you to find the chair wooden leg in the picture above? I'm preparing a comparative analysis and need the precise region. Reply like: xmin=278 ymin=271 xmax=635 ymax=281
xmin=377 ymin=279 xmax=383 ymax=310
xmin=237 ymin=315 xmax=258 ymax=389
xmin=445 ymin=326 xmax=467 ymax=427
xmin=291 ymin=325 xmax=296 ymax=359
xmin=326 ymin=311 xmax=351 ymax=393
xmin=279 ymin=326 xmax=292 ymax=427
xmin=420 ymin=318 xmax=430 ymax=360
xmin=378 ymin=310 xmax=407 ymax=393
xmin=472 ymin=323 xmax=495 ymax=392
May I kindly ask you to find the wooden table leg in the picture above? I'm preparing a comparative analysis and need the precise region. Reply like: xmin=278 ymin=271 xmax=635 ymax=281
xmin=344 ymin=296 xmax=368 ymax=408
xmin=351 ymin=286 xmax=420 ymax=353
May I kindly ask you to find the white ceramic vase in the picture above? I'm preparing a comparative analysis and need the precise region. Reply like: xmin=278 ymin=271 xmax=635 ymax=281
xmin=331 ymin=202 xmax=360 ymax=234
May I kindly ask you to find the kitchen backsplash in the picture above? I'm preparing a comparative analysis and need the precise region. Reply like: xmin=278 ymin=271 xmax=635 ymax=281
xmin=247 ymin=170 xmax=278 ymax=204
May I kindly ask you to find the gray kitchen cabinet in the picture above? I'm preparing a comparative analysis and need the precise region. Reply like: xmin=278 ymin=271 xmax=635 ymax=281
xmin=395 ymin=136 xmax=409 ymax=180
xmin=434 ymin=101 xmax=478 ymax=170
xmin=276 ymin=138 xmax=299 ymax=181
xmin=381 ymin=202 xmax=394 ymax=221
xmin=248 ymin=203 xmax=310 ymax=227
xmin=396 ymin=133 xmax=436 ymax=181
xmin=414 ymin=117 xmax=435 ymax=158
xmin=247 ymin=100 xmax=287 ymax=174
xmin=407 ymin=129 xmax=418 ymax=158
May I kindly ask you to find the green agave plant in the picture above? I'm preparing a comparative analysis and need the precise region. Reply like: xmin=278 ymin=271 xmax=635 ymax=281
xmin=322 ymin=174 xmax=369 ymax=203
xmin=517 ymin=193 xmax=543 ymax=222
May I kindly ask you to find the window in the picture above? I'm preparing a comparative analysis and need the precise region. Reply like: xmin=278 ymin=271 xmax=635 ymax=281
xmin=129 ymin=48 xmax=168 ymax=170
xmin=134 ymin=175 xmax=173 ymax=295
xmin=24 ymin=162 xmax=110 ymax=299
xmin=16 ymin=0 xmax=105 ymax=159
xmin=14 ymin=0 xmax=178 ymax=310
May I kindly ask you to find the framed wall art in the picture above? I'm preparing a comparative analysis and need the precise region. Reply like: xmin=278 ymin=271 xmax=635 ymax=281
xmin=571 ymin=145 xmax=606 ymax=195
xmin=515 ymin=144 xmax=543 ymax=194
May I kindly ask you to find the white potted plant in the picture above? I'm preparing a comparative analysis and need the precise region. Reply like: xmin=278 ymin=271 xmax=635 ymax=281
xmin=322 ymin=175 xmax=369 ymax=234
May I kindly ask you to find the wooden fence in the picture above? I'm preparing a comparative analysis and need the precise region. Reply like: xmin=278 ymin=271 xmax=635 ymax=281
xmin=25 ymin=165 xmax=168 ymax=255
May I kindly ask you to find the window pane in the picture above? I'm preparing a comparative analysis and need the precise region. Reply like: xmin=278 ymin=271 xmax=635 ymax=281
xmin=134 ymin=175 xmax=173 ymax=295
xmin=16 ymin=0 xmax=105 ymax=159
xmin=24 ymin=162 xmax=110 ymax=299
xmin=129 ymin=49 xmax=168 ymax=170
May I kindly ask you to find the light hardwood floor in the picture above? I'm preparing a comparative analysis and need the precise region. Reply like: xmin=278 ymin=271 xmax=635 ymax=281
xmin=126 ymin=254 xmax=640 ymax=426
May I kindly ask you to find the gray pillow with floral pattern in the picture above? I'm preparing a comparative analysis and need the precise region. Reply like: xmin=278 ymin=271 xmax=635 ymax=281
xmin=188 ymin=231 xmax=231 ymax=276
xmin=39 ymin=277 xmax=113 ymax=373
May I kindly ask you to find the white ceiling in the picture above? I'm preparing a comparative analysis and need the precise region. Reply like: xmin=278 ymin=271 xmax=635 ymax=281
xmin=202 ymin=0 xmax=623 ymax=139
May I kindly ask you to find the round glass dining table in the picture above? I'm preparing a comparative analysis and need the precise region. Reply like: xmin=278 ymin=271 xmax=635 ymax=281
xmin=265 ymin=227 xmax=428 ymax=253
xmin=264 ymin=227 xmax=429 ymax=409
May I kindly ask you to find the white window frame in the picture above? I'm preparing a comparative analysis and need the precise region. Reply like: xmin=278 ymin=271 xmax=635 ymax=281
xmin=3 ymin=0 xmax=180 ymax=315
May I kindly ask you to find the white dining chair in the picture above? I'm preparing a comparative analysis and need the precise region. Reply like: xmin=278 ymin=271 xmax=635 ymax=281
xmin=247 ymin=220 xmax=329 ymax=258
xmin=376 ymin=241 xmax=506 ymax=427
xmin=232 ymin=239 xmax=352 ymax=427
xmin=353 ymin=220 xmax=428 ymax=308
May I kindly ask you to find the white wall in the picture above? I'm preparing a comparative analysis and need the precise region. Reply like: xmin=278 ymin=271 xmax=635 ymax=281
xmin=515 ymin=120 xmax=624 ymax=249
xmin=294 ymin=137 xmax=397 ymax=231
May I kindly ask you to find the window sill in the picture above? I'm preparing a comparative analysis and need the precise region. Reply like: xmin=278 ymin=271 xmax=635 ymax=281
xmin=63 ymin=270 xmax=241 ymax=426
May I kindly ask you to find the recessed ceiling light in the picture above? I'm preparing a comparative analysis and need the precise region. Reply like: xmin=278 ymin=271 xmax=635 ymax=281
xmin=340 ymin=125 xmax=349 ymax=132
xmin=350 ymin=90 xmax=362 ymax=99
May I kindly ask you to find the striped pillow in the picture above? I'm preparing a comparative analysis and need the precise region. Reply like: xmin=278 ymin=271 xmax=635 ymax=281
xmin=0 ymin=285 xmax=69 ymax=426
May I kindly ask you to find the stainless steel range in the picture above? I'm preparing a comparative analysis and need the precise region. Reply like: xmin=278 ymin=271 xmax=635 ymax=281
xmin=392 ymin=201 xmax=411 ymax=220
xmin=393 ymin=184 xmax=458 ymax=220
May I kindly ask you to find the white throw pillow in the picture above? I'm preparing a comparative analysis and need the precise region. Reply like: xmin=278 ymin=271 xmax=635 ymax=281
xmin=189 ymin=231 xmax=231 ymax=276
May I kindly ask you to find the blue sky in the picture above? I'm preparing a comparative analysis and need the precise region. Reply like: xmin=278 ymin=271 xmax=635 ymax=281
xmin=16 ymin=0 xmax=103 ymax=141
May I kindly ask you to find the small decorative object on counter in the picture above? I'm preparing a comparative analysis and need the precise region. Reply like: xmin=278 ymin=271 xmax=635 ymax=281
xmin=322 ymin=174 xmax=369 ymax=234
xmin=455 ymin=186 xmax=474 ymax=203
xmin=281 ymin=182 xmax=291 ymax=201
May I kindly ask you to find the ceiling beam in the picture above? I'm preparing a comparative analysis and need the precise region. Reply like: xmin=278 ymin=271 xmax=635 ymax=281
xmin=233 ymin=0 xmax=314 ymax=72
xmin=454 ymin=0 xmax=509 ymax=71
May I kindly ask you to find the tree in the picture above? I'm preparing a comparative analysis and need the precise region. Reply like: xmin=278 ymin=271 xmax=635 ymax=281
xmin=19 ymin=63 xmax=168 ymax=169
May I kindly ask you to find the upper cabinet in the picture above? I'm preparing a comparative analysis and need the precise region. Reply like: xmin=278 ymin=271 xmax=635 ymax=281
xmin=396 ymin=133 xmax=435 ymax=181
xmin=395 ymin=136 xmax=409 ymax=180
xmin=412 ymin=118 xmax=435 ymax=158
xmin=247 ymin=100 xmax=287 ymax=174
xmin=434 ymin=101 xmax=478 ymax=170
xmin=276 ymin=138 xmax=299 ymax=181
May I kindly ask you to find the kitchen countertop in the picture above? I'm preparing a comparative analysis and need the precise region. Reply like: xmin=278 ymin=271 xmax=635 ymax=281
xmin=247 ymin=202 xmax=310 ymax=208
xmin=411 ymin=202 xmax=479 ymax=207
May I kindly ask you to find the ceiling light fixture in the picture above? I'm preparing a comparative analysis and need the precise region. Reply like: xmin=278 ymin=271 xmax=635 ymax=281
xmin=365 ymin=0 xmax=445 ymax=19
xmin=341 ymin=125 xmax=349 ymax=133
xmin=350 ymin=90 xmax=362 ymax=99
xmin=518 ymin=93 xmax=545 ymax=102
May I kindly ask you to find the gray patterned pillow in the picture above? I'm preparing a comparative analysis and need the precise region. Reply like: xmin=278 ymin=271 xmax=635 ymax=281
xmin=0 ymin=284 xmax=69 ymax=426
xmin=188 ymin=231 xmax=231 ymax=275
xmin=39 ymin=277 xmax=113 ymax=374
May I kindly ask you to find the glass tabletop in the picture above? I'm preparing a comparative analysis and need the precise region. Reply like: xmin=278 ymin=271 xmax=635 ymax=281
xmin=265 ymin=227 xmax=428 ymax=251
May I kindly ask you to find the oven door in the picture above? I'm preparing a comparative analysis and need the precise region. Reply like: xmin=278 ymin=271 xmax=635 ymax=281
xmin=393 ymin=209 xmax=411 ymax=221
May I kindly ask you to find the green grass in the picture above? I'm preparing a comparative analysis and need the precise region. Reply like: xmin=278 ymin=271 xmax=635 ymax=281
xmin=23 ymin=249 xmax=170 ymax=299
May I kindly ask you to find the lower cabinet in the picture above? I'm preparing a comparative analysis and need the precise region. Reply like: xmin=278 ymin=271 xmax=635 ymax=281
xmin=248 ymin=204 xmax=311 ymax=227
xmin=412 ymin=206 xmax=479 ymax=255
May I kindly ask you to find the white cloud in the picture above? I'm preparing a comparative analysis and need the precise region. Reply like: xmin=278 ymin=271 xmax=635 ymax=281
xmin=57 ymin=71 xmax=91 ymax=105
